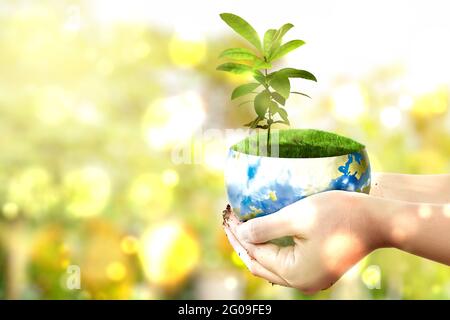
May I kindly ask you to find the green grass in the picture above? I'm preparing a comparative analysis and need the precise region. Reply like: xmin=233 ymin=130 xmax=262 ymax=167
xmin=232 ymin=129 xmax=365 ymax=158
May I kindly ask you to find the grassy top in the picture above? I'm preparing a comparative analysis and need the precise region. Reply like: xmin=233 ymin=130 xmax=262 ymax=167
xmin=232 ymin=129 xmax=365 ymax=158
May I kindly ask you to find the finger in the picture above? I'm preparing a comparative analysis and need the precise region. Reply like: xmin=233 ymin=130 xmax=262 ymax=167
xmin=223 ymin=223 xmax=248 ymax=264
xmin=233 ymin=199 xmax=317 ymax=244
xmin=223 ymin=227 xmax=290 ymax=287
xmin=227 ymin=215 xmax=290 ymax=276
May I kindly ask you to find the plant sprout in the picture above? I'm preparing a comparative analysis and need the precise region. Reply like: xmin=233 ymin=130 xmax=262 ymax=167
xmin=217 ymin=13 xmax=317 ymax=155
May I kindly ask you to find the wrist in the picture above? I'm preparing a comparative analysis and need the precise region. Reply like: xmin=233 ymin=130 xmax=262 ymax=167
xmin=356 ymin=194 xmax=393 ymax=250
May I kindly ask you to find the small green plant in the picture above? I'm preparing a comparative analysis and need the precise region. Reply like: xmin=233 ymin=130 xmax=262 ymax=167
xmin=217 ymin=13 xmax=317 ymax=155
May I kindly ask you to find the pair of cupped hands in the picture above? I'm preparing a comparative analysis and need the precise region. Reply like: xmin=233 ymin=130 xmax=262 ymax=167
xmin=222 ymin=173 xmax=450 ymax=294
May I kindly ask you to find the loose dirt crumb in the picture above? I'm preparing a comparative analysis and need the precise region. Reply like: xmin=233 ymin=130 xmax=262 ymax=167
xmin=222 ymin=204 xmax=232 ymax=227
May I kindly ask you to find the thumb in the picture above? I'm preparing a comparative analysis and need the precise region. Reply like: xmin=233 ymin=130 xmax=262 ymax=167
xmin=236 ymin=198 xmax=316 ymax=243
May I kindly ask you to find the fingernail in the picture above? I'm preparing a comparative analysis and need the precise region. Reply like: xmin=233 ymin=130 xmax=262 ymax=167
xmin=236 ymin=223 xmax=250 ymax=242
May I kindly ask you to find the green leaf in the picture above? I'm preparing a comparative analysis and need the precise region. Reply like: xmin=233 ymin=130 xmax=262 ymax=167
xmin=291 ymin=91 xmax=312 ymax=99
xmin=256 ymin=124 xmax=269 ymax=129
xmin=216 ymin=63 xmax=253 ymax=74
xmin=243 ymin=117 xmax=256 ymax=127
xmin=269 ymin=23 xmax=294 ymax=57
xmin=276 ymin=68 xmax=317 ymax=81
xmin=274 ymin=120 xmax=290 ymax=126
xmin=219 ymin=48 xmax=259 ymax=61
xmin=270 ymin=40 xmax=305 ymax=61
xmin=231 ymin=83 xmax=260 ymax=100
xmin=271 ymin=92 xmax=286 ymax=105
xmin=254 ymin=90 xmax=271 ymax=117
xmin=269 ymin=101 xmax=278 ymax=113
xmin=253 ymin=60 xmax=272 ymax=70
xmin=263 ymin=29 xmax=276 ymax=56
xmin=253 ymin=70 xmax=266 ymax=84
xmin=244 ymin=116 xmax=264 ymax=128
xmin=275 ymin=23 xmax=294 ymax=41
xmin=237 ymin=100 xmax=254 ymax=107
xmin=220 ymin=13 xmax=262 ymax=51
xmin=277 ymin=107 xmax=289 ymax=123
xmin=270 ymin=74 xmax=290 ymax=99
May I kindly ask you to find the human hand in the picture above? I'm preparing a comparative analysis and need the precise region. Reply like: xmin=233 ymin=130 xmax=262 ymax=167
xmin=223 ymin=190 xmax=381 ymax=294
xmin=223 ymin=174 xmax=450 ymax=294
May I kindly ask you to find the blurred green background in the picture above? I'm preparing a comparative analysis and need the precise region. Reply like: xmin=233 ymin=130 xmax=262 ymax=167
xmin=0 ymin=0 xmax=449 ymax=299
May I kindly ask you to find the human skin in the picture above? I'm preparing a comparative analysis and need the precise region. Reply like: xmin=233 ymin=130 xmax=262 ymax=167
xmin=223 ymin=173 xmax=450 ymax=294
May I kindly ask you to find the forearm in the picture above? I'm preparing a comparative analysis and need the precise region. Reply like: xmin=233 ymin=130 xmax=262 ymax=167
xmin=365 ymin=196 xmax=450 ymax=266
xmin=370 ymin=172 xmax=450 ymax=204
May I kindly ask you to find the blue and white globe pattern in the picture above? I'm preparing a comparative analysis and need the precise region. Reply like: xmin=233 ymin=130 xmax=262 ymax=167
xmin=225 ymin=149 xmax=371 ymax=221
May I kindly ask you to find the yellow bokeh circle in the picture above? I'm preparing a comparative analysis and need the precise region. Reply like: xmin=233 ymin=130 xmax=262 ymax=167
xmin=168 ymin=34 xmax=206 ymax=67
xmin=140 ymin=221 xmax=200 ymax=288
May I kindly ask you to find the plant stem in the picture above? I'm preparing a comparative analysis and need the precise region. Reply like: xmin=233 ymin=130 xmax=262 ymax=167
xmin=264 ymin=67 xmax=271 ymax=156
xmin=267 ymin=119 xmax=271 ymax=157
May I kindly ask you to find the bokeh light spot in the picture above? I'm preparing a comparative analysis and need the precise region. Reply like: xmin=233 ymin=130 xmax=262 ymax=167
xmin=60 ymin=259 xmax=71 ymax=269
xmin=133 ymin=41 xmax=151 ymax=59
xmin=128 ymin=173 xmax=173 ymax=217
xmin=203 ymin=141 xmax=226 ymax=172
xmin=411 ymin=87 xmax=448 ymax=119
xmin=168 ymin=33 xmax=206 ymax=67
xmin=106 ymin=261 xmax=127 ymax=282
xmin=323 ymin=232 xmax=364 ymax=274
xmin=121 ymin=236 xmax=139 ymax=255
xmin=391 ymin=214 xmax=419 ymax=243
xmin=418 ymin=204 xmax=432 ymax=219
xmin=444 ymin=204 xmax=450 ymax=218
xmin=332 ymin=84 xmax=366 ymax=122
xmin=142 ymin=92 xmax=205 ymax=150
xmin=162 ymin=169 xmax=179 ymax=187
xmin=224 ymin=276 xmax=238 ymax=291
xmin=2 ymin=202 xmax=19 ymax=220
xmin=8 ymin=166 xmax=58 ymax=218
xmin=140 ymin=221 xmax=200 ymax=288
xmin=380 ymin=106 xmax=402 ymax=129
xmin=361 ymin=265 xmax=381 ymax=289
xmin=64 ymin=166 xmax=111 ymax=218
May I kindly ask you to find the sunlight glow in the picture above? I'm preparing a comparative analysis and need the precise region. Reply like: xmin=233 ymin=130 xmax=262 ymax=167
xmin=8 ymin=166 xmax=58 ymax=217
xmin=63 ymin=5 xmax=82 ymax=32
xmin=143 ymin=91 xmax=205 ymax=150
xmin=391 ymin=214 xmax=419 ymax=243
xmin=203 ymin=141 xmax=227 ymax=172
xmin=128 ymin=173 xmax=173 ymax=216
xmin=380 ymin=106 xmax=402 ymax=129
xmin=2 ymin=202 xmax=19 ymax=220
xmin=162 ymin=169 xmax=180 ymax=187
xmin=293 ymin=200 xmax=317 ymax=231
xmin=64 ymin=166 xmax=111 ymax=218
xmin=140 ymin=221 xmax=200 ymax=287
xmin=35 ymin=87 xmax=72 ymax=125
xmin=106 ymin=261 xmax=127 ymax=282
xmin=443 ymin=204 xmax=450 ymax=218
xmin=407 ymin=27 xmax=450 ymax=94
xmin=332 ymin=84 xmax=366 ymax=121
xmin=169 ymin=32 xmax=207 ymax=67
xmin=70 ymin=101 xmax=102 ymax=125
xmin=418 ymin=204 xmax=433 ymax=219
xmin=224 ymin=276 xmax=239 ymax=291
xmin=323 ymin=233 xmax=364 ymax=274
xmin=398 ymin=95 xmax=413 ymax=110
xmin=121 ymin=236 xmax=140 ymax=255
xmin=411 ymin=87 xmax=448 ymax=119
